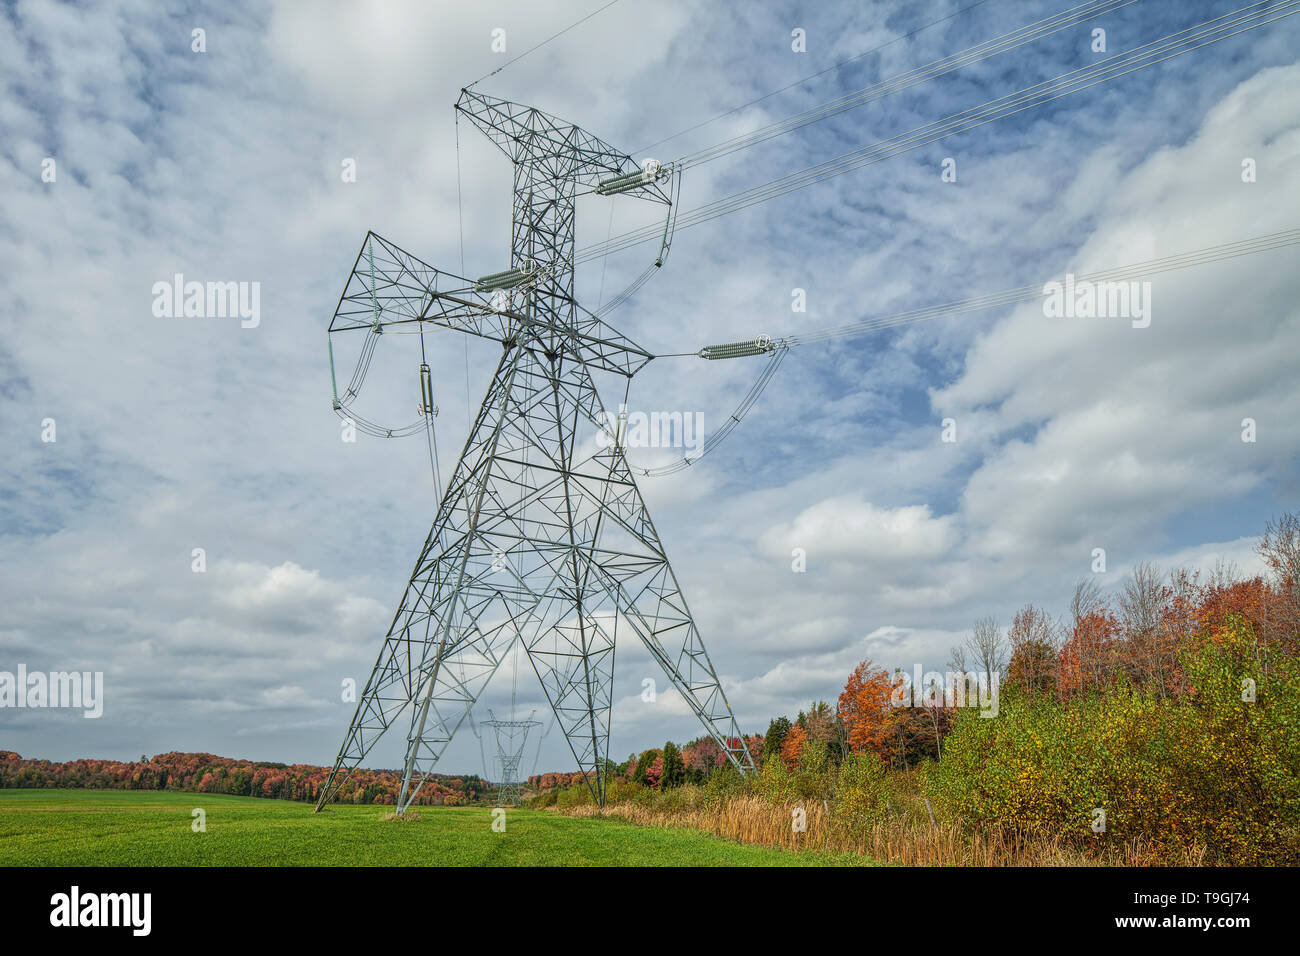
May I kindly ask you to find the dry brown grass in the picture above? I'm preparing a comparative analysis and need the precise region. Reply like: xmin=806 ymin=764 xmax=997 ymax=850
xmin=565 ymin=795 xmax=1209 ymax=866
xmin=381 ymin=810 xmax=422 ymax=822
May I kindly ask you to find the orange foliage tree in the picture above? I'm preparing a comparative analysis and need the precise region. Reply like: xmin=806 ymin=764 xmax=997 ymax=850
xmin=837 ymin=659 xmax=898 ymax=762
xmin=779 ymin=723 xmax=807 ymax=769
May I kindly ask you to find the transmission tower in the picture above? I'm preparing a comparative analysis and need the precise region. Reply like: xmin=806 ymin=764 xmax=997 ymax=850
xmin=482 ymin=709 xmax=543 ymax=806
xmin=315 ymin=89 xmax=756 ymax=814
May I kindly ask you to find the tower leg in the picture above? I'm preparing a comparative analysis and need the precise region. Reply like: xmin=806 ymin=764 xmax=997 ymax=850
xmin=316 ymin=349 xmax=532 ymax=810
xmin=317 ymin=345 xmax=753 ymax=812
xmin=566 ymin=442 xmax=755 ymax=774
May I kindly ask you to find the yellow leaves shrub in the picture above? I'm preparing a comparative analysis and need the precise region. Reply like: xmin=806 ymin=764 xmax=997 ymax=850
xmin=927 ymin=618 xmax=1299 ymax=864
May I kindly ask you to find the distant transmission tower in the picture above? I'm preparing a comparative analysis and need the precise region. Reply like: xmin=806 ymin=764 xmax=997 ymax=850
xmin=482 ymin=709 xmax=542 ymax=806
xmin=315 ymin=90 xmax=756 ymax=814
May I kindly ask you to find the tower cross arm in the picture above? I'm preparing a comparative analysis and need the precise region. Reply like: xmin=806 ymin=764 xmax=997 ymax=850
xmin=329 ymin=231 xmax=515 ymax=343
xmin=330 ymin=232 xmax=656 ymax=376
xmin=455 ymin=88 xmax=671 ymax=203
xmin=564 ymin=309 xmax=655 ymax=376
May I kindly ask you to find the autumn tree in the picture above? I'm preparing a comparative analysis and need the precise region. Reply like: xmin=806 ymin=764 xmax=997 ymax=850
xmin=681 ymin=736 xmax=722 ymax=782
xmin=801 ymin=700 xmax=840 ymax=762
xmin=779 ymin=723 xmax=807 ymax=769
xmin=1007 ymin=604 xmax=1058 ymax=696
xmin=889 ymin=697 xmax=941 ymax=769
xmin=632 ymin=748 xmax=661 ymax=787
xmin=1260 ymin=511 xmax=1300 ymax=586
xmin=1120 ymin=562 xmax=1165 ymax=639
xmin=837 ymin=659 xmax=897 ymax=763
xmin=1058 ymin=581 xmax=1123 ymax=699
xmin=916 ymin=674 xmax=956 ymax=760
xmin=1260 ymin=510 xmax=1300 ymax=651
xmin=1116 ymin=562 xmax=1180 ymax=695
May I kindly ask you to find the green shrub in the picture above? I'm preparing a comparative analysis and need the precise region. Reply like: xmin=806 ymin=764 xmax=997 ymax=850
xmin=527 ymin=789 xmax=558 ymax=809
xmin=753 ymin=752 xmax=797 ymax=803
xmin=603 ymin=778 xmax=643 ymax=805
xmin=702 ymin=765 xmax=745 ymax=808
xmin=926 ymin=618 xmax=1300 ymax=863
xmin=555 ymin=785 xmax=594 ymax=810
xmin=792 ymin=742 xmax=833 ymax=800
xmin=831 ymin=753 xmax=897 ymax=838
xmin=649 ymin=783 xmax=701 ymax=814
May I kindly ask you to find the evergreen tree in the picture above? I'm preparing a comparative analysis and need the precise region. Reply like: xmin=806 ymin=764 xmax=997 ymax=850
xmin=632 ymin=749 xmax=661 ymax=786
xmin=660 ymin=741 xmax=685 ymax=789
xmin=763 ymin=716 xmax=792 ymax=757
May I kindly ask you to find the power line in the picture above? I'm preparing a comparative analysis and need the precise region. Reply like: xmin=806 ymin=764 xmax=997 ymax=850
xmin=331 ymin=228 xmax=1300 ymax=441
xmin=672 ymin=0 xmax=1134 ymax=171
xmin=467 ymin=0 xmax=625 ymax=88
xmin=579 ymin=0 xmax=1298 ymax=263
xmin=634 ymin=0 xmax=995 ymax=155
xmin=585 ymin=0 xmax=1298 ymax=259
xmin=329 ymin=5 xmax=1297 ymax=457
xmin=635 ymin=228 xmax=1300 ymax=476
xmin=786 ymin=228 xmax=1300 ymax=346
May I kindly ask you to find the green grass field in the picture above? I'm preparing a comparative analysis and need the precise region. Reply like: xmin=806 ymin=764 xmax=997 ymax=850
xmin=0 ymin=790 xmax=871 ymax=866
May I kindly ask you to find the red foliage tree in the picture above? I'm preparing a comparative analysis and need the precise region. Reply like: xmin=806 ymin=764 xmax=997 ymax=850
xmin=1057 ymin=609 xmax=1122 ymax=699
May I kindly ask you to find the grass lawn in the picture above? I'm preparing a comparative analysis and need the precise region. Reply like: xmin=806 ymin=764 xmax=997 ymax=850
xmin=0 ymin=790 xmax=873 ymax=866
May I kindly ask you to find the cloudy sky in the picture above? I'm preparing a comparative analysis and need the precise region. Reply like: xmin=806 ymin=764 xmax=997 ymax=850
xmin=2 ymin=0 xmax=1297 ymax=778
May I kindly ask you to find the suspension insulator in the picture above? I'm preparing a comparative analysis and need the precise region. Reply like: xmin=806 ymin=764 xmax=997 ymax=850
xmin=699 ymin=337 xmax=776 ymax=360
xmin=419 ymin=364 xmax=435 ymax=416
xmin=328 ymin=339 xmax=341 ymax=405
xmin=475 ymin=260 xmax=536 ymax=291
xmin=596 ymin=160 xmax=663 ymax=195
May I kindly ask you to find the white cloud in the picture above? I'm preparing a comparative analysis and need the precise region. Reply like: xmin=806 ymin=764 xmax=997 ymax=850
xmin=1 ymin=2 xmax=1295 ymax=774
xmin=758 ymin=495 xmax=956 ymax=563
xmin=936 ymin=63 xmax=1300 ymax=563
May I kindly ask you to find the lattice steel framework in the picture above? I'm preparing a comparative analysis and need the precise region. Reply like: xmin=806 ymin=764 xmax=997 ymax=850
xmin=315 ymin=90 xmax=754 ymax=814
xmin=482 ymin=710 xmax=542 ymax=807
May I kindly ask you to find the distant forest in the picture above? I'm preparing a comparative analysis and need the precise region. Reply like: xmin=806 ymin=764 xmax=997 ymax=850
xmin=0 ymin=750 xmax=487 ymax=806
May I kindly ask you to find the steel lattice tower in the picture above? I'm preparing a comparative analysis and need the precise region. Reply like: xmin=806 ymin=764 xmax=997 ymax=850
xmin=315 ymin=90 xmax=754 ymax=814
xmin=482 ymin=710 xmax=542 ymax=807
